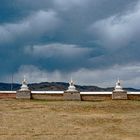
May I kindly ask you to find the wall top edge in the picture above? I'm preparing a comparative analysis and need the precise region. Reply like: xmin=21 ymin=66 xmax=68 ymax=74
xmin=31 ymin=91 xmax=64 ymax=94
xmin=0 ymin=91 xmax=140 ymax=95
xmin=0 ymin=91 xmax=16 ymax=93
xmin=127 ymin=92 xmax=140 ymax=94
xmin=80 ymin=92 xmax=112 ymax=94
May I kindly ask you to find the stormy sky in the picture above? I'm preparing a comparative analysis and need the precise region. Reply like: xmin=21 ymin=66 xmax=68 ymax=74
xmin=1 ymin=0 xmax=140 ymax=88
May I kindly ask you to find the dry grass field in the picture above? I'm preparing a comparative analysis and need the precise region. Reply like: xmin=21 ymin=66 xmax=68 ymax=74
xmin=0 ymin=99 xmax=140 ymax=140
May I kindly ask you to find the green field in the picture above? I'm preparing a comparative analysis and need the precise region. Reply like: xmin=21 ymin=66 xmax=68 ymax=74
xmin=0 ymin=99 xmax=140 ymax=140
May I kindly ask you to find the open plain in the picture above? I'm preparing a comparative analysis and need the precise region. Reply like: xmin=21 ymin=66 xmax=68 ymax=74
xmin=0 ymin=99 xmax=140 ymax=140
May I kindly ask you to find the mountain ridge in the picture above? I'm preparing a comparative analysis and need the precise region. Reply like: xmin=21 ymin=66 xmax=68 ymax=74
xmin=0 ymin=82 xmax=139 ymax=92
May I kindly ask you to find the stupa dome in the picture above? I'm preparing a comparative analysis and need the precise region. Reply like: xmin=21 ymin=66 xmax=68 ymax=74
xmin=20 ymin=76 xmax=29 ymax=91
xmin=114 ymin=79 xmax=124 ymax=91
xmin=67 ymin=78 xmax=77 ymax=92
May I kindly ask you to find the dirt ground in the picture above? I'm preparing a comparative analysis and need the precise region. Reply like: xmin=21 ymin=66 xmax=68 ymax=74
xmin=0 ymin=99 xmax=140 ymax=140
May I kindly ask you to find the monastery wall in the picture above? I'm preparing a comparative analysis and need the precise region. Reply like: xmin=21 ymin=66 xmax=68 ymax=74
xmin=31 ymin=91 xmax=64 ymax=100
xmin=0 ymin=91 xmax=140 ymax=100
xmin=127 ymin=92 xmax=140 ymax=100
xmin=0 ymin=91 xmax=16 ymax=99
xmin=80 ymin=92 xmax=112 ymax=101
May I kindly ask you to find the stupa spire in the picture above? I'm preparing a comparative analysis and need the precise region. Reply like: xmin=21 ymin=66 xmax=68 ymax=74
xmin=70 ymin=77 xmax=74 ymax=86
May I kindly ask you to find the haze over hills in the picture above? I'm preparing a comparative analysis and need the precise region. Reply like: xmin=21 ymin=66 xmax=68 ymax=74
xmin=0 ymin=82 xmax=139 ymax=92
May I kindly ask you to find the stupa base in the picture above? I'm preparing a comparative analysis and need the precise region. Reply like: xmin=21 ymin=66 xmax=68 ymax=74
xmin=16 ymin=90 xmax=31 ymax=99
xmin=64 ymin=91 xmax=81 ymax=101
xmin=112 ymin=90 xmax=127 ymax=100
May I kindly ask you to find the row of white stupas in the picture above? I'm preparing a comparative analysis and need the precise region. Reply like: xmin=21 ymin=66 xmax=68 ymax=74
xmin=20 ymin=76 xmax=123 ymax=92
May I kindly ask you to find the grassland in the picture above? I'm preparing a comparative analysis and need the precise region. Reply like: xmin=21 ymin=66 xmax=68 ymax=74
xmin=0 ymin=99 xmax=140 ymax=140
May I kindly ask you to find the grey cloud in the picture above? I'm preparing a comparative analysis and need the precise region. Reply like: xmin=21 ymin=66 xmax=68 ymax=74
xmin=0 ymin=10 xmax=61 ymax=45
xmin=25 ymin=43 xmax=92 ymax=58
xmin=89 ymin=1 xmax=140 ymax=50
xmin=23 ymin=43 xmax=94 ymax=72
xmin=53 ymin=0 xmax=91 ymax=11
xmin=1 ymin=0 xmax=140 ymax=88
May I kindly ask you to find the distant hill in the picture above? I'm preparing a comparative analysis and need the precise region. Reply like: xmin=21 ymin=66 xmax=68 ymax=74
xmin=0 ymin=82 xmax=139 ymax=92
xmin=0 ymin=83 xmax=20 ymax=91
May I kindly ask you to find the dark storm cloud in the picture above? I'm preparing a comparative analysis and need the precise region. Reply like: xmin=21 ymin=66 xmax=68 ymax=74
xmin=0 ymin=0 xmax=140 ymax=87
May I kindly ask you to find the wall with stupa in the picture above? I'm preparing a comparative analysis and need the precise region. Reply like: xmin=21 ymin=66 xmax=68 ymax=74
xmin=1 ymin=91 xmax=140 ymax=100
xmin=0 ymin=77 xmax=140 ymax=100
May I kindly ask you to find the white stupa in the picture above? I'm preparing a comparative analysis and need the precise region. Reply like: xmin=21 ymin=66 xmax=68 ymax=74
xmin=20 ymin=76 xmax=29 ymax=91
xmin=67 ymin=78 xmax=78 ymax=92
xmin=114 ymin=79 xmax=124 ymax=91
